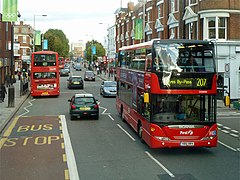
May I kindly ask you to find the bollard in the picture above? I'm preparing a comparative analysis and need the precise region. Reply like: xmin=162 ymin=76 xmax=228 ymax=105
xmin=8 ymin=84 xmax=15 ymax=107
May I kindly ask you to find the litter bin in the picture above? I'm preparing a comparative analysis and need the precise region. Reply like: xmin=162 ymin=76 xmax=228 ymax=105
xmin=225 ymin=95 xmax=230 ymax=106
xmin=233 ymin=101 xmax=240 ymax=110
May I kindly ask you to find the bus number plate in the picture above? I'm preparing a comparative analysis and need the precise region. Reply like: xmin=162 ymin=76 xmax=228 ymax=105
xmin=42 ymin=92 xmax=49 ymax=95
xmin=180 ymin=142 xmax=194 ymax=146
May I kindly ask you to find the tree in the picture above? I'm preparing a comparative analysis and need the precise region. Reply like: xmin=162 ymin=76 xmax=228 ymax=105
xmin=85 ymin=40 xmax=105 ymax=62
xmin=44 ymin=29 xmax=70 ymax=57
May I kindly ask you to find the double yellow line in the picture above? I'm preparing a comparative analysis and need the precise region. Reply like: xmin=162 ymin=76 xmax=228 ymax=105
xmin=0 ymin=117 xmax=19 ymax=149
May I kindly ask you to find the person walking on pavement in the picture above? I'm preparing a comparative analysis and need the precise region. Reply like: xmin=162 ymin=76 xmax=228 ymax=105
xmin=0 ymin=84 xmax=7 ymax=102
xmin=17 ymin=71 xmax=21 ymax=80
xmin=6 ymin=73 xmax=11 ymax=87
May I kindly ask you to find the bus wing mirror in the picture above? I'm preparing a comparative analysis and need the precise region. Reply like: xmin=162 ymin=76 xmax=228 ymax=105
xmin=144 ymin=93 xmax=149 ymax=103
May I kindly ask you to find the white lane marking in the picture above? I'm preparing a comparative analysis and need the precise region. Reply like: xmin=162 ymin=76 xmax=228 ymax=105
xmin=19 ymin=99 xmax=35 ymax=117
xmin=222 ymin=130 xmax=229 ymax=134
xmin=117 ymin=124 xmax=136 ymax=141
xmin=218 ymin=140 xmax=237 ymax=152
xmin=230 ymin=130 xmax=238 ymax=133
xmin=108 ymin=114 xmax=114 ymax=121
xmin=217 ymin=123 xmax=223 ymax=127
xmin=99 ymin=106 xmax=110 ymax=115
xmin=230 ymin=133 xmax=239 ymax=138
xmin=223 ymin=126 xmax=231 ymax=130
xmin=145 ymin=151 xmax=175 ymax=178
xmin=60 ymin=115 xmax=80 ymax=180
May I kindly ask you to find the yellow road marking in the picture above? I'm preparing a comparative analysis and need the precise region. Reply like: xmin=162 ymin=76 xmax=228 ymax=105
xmin=63 ymin=154 xmax=67 ymax=162
xmin=61 ymin=142 xmax=65 ymax=149
xmin=64 ymin=169 xmax=70 ymax=180
xmin=3 ymin=117 xmax=19 ymax=137
xmin=0 ymin=138 xmax=8 ymax=149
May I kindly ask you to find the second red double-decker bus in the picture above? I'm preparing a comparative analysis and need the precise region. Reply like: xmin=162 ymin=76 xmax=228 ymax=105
xmin=31 ymin=51 xmax=60 ymax=97
xmin=116 ymin=39 xmax=217 ymax=148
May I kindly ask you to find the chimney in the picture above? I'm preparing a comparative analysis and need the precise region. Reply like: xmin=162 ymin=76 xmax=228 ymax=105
xmin=128 ymin=2 xmax=134 ymax=12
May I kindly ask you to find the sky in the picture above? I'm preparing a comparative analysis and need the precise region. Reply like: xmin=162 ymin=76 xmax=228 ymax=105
xmin=7 ymin=0 xmax=139 ymax=45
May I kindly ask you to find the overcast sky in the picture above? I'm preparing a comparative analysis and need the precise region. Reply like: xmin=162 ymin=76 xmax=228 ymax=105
xmin=7 ymin=0 xmax=139 ymax=44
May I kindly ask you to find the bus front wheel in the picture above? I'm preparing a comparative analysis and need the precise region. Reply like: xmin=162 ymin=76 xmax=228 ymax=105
xmin=120 ymin=106 xmax=125 ymax=122
xmin=138 ymin=123 xmax=145 ymax=144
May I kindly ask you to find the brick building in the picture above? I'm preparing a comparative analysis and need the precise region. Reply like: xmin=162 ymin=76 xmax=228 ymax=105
xmin=0 ymin=14 xmax=12 ymax=86
xmin=14 ymin=21 xmax=33 ymax=72
xmin=115 ymin=0 xmax=240 ymax=100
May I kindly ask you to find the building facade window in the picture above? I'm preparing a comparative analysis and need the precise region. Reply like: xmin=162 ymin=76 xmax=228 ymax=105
xmin=207 ymin=17 xmax=227 ymax=40
xmin=147 ymin=11 xmax=150 ymax=22
xmin=189 ymin=0 xmax=197 ymax=6
xmin=23 ymin=48 xmax=26 ymax=56
xmin=171 ymin=0 xmax=175 ymax=13
xmin=22 ymin=27 xmax=28 ymax=34
xmin=157 ymin=5 xmax=161 ymax=18
xmin=189 ymin=22 xmax=193 ymax=39
xmin=23 ymin=36 xmax=27 ymax=43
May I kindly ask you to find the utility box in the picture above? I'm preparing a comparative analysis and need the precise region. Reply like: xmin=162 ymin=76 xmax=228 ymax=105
xmin=233 ymin=101 xmax=240 ymax=110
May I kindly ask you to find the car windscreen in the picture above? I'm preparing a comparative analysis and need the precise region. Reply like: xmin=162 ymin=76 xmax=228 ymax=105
xmin=86 ymin=72 xmax=94 ymax=76
xmin=71 ymin=77 xmax=82 ymax=82
xmin=75 ymin=97 xmax=95 ymax=105
xmin=104 ymin=82 xmax=117 ymax=87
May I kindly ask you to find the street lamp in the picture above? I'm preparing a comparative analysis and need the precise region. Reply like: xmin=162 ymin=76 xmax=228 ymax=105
xmin=99 ymin=23 xmax=110 ymax=59
xmin=33 ymin=14 xmax=47 ymax=52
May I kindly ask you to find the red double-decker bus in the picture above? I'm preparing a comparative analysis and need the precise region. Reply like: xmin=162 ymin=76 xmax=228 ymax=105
xmin=116 ymin=39 xmax=217 ymax=148
xmin=58 ymin=56 xmax=65 ymax=69
xmin=31 ymin=51 xmax=60 ymax=97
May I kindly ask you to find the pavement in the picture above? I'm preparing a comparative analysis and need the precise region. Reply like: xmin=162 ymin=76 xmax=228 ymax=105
xmin=0 ymin=72 xmax=239 ymax=133
xmin=0 ymin=77 xmax=30 ymax=133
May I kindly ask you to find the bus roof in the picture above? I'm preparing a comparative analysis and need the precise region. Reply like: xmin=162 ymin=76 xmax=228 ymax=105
xmin=119 ymin=39 xmax=214 ymax=51
xmin=32 ymin=51 xmax=58 ymax=55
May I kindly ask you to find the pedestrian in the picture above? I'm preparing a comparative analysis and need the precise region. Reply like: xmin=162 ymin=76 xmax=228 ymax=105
xmin=0 ymin=84 xmax=7 ymax=102
xmin=17 ymin=71 xmax=21 ymax=80
xmin=6 ymin=73 xmax=11 ymax=87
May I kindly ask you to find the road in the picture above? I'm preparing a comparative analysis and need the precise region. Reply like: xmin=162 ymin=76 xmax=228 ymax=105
xmin=0 ymin=67 xmax=239 ymax=180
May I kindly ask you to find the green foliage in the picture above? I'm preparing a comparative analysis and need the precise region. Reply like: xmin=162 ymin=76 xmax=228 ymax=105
xmin=85 ymin=40 xmax=106 ymax=62
xmin=44 ymin=29 xmax=70 ymax=57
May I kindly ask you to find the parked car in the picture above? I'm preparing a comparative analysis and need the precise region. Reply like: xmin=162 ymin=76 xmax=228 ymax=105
xmin=84 ymin=70 xmax=95 ymax=81
xmin=100 ymin=81 xmax=117 ymax=97
xmin=68 ymin=93 xmax=99 ymax=120
xmin=60 ymin=68 xmax=70 ymax=76
xmin=67 ymin=76 xmax=84 ymax=89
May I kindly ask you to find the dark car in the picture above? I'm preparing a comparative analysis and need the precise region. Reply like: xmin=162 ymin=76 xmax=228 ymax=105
xmin=100 ymin=81 xmax=117 ymax=97
xmin=84 ymin=70 xmax=95 ymax=81
xmin=68 ymin=93 xmax=99 ymax=120
xmin=60 ymin=68 xmax=70 ymax=76
xmin=67 ymin=76 xmax=84 ymax=89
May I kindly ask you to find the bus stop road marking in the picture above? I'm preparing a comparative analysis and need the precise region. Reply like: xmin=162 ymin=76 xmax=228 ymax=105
xmin=0 ymin=115 xmax=70 ymax=180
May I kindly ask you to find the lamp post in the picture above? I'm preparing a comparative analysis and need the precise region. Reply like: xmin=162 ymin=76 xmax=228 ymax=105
xmin=33 ymin=14 xmax=47 ymax=52
xmin=98 ymin=23 xmax=110 ymax=59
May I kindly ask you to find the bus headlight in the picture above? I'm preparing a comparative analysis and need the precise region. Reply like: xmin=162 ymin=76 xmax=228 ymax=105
xmin=201 ymin=130 xmax=217 ymax=140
